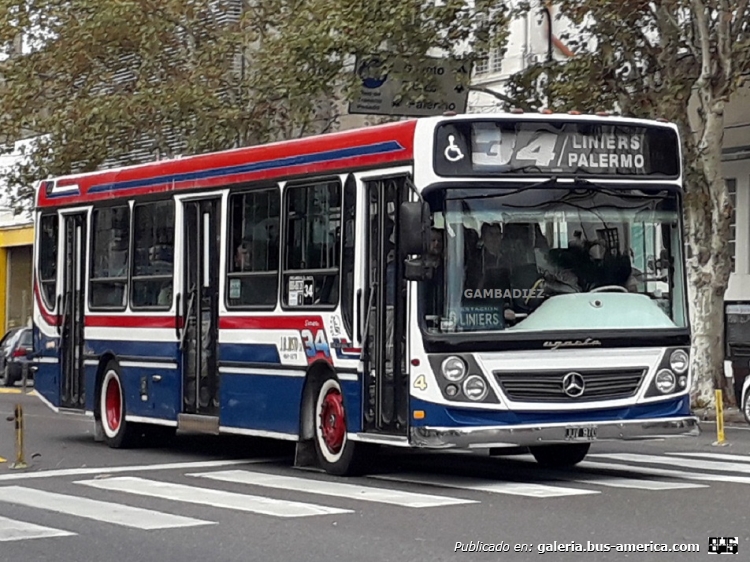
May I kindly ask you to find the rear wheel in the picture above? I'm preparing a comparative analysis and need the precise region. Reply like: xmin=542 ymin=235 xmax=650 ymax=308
xmin=97 ymin=362 xmax=140 ymax=448
xmin=2 ymin=367 xmax=12 ymax=387
xmin=313 ymin=374 xmax=365 ymax=476
xmin=530 ymin=443 xmax=590 ymax=468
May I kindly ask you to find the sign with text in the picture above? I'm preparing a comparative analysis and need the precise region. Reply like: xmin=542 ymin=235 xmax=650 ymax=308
xmin=434 ymin=120 xmax=680 ymax=179
xmin=348 ymin=56 xmax=470 ymax=117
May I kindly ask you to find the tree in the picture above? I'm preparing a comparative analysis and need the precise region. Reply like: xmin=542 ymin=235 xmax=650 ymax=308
xmin=492 ymin=1 xmax=750 ymax=409
xmin=0 ymin=0 xmax=509 ymax=211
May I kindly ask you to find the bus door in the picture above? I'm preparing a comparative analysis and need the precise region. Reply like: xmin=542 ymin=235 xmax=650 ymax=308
xmin=362 ymin=176 xmax=409 ymax=435
xmin=179 ymin=198 xmax=221 ymax=421
xmin=60 ymin=212 xmax=87 ymax=410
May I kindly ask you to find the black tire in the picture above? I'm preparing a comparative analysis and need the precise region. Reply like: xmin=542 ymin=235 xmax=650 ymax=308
xmin=530 ymin=443 xmax=591 ymax=468
xmin=312 ymin=373 xmax=366 ymax=476
xmin=743 ymin=388 xmax=750 ymax=425
xmin=97 ymin=361 xmax=140 ymax=448
xmin=2 ymin=367 xmax=13 ymax=387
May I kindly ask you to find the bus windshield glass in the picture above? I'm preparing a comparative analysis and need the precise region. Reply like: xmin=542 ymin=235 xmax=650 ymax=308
xmin=420 ymin=186 xmax=688 ymax=335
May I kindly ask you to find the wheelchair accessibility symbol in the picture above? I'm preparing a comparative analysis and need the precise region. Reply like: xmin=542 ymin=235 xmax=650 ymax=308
xmin=444 ymin=135 xmax=464 ymax=162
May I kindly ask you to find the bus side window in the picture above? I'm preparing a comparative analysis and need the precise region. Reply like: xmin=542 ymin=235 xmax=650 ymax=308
xmin=38 ymin=213 xmax=59 ymax=309
xmin=90 ymin=205 xmax=130 ymax=309
xmin=283 ymin=180 xmax=342 ymax=308
xmin=131 ymin=200 xmax=175 ymax=309
xmin=226 ymin=187 xmax=280 ymax=308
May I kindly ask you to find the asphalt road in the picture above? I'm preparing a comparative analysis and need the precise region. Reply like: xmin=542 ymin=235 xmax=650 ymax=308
xmin=1 ymin=388 xmax=749 ymax=562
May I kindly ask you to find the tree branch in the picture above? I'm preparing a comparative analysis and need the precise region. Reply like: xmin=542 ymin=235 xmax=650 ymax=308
xmin=469 ymin=85 xmax=529 ymax=109
xmin=691 ymin=0 xmax=712 ymax=88
xmin=734 ymin=0 xmax=750 ymax=39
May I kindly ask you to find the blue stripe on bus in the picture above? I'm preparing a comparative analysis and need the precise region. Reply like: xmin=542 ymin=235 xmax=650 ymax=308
xmin=85 ymin=339 xmax=180 ymax=360
xmin=82 ymin=340 xmax=280 ymax=364
xmin=219 ymin=343 xmax=281 ymax=364
xmin=88 ymin=141 xmax=405 ymax=194
xmin=408 ymin=395 xmax=690 ymax=428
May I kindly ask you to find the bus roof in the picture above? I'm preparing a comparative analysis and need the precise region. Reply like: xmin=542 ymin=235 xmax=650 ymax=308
xmin=34 ymin=112 xmax=679 ymax=209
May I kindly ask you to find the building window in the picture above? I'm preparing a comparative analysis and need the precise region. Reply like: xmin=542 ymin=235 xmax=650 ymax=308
xmin=90 ymin=205 xmax=130 ymax=309
xmin=227 ymin=188 xmax=280 ymax=308
xmin=727 ymin=178 xmax=737 ymax=273
xmin=38 ymin=214 xmax=58 ymax=308
xmin=131 ymin=200 xmax=175 ymax=308
xmin=473 ymin=47 xmax=502 ymax=77
xmin=474 ymin=55 xmax=489 ymax=76
xmin=283 ymin=180 xmax=341 ymax=307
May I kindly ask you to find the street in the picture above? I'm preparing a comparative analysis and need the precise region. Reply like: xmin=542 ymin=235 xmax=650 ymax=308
xmin=1 ymin=388 xmax=748 ymax=561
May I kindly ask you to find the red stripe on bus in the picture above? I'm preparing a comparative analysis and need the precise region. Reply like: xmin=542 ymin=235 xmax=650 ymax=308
xmin=220 ymin=316 xmax=325 ymax=330
xmin=85 ymin=315 xmax=177 ymax=329
xmin=83 ymin=315 xmax=327 ymax=331
xmin=36 ymin=120 xmax=417 ymax=207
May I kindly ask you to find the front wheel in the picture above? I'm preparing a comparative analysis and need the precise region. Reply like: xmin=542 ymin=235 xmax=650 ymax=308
xmin=97 ymin=362 xmax=140 ymax=448
xmin=743 ymin=388 xmax=750 ymax=425
xmin=529 ymin=443 xmax=591 ymax=468
xmin=313 ymin=374 xmax=365 ymax=476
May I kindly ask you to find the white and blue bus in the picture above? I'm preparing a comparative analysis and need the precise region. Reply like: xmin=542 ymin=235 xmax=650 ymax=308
xmin=31 ymin=112 xmax=699 ymax=475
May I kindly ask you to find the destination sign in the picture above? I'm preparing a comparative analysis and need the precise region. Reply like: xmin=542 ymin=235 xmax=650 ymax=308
xmin=433 ymin=120 xmax=680 ymax=179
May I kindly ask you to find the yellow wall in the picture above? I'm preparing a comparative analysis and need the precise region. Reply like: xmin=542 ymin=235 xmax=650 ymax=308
xmin=0 ymin=225 xmax=34 ymax=334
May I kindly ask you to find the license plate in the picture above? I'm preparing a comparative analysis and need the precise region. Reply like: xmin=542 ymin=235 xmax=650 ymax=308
xmin=564 ymin=426 xmax=597 ymax=441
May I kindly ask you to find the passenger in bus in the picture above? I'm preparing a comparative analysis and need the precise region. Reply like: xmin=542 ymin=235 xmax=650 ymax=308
xmin=475 ymin=223 xmax=512 ymax=317
xmin=235 ymin=241 xmax=251 ymax=271
xmin=423 ymin=227 xmax=445 ymax=310
xmin=157 ymin=281 xmax=172 ymax=307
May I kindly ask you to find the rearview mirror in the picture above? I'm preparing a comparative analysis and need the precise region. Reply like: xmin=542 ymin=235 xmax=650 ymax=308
xmin=399 ymin=201 xmax=429 ymax=257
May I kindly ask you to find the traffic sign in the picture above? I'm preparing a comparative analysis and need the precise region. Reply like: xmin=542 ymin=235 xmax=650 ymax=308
xmin=348 ymin=56 xmax=470 ymax=117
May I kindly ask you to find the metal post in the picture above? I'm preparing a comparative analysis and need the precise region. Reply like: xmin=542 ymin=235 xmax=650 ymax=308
xmin=10 ymin=362 xmax=30 ymax=469
xmin=713 ymin=389 xmax=727 ymax=446
xmin=10 ymin=403 xmax=27 ymax=469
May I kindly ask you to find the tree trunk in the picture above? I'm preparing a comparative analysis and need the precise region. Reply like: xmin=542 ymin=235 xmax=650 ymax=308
xmin=686 ymin=273 xmax=734 ymax=408
xmin=683 ymin=100 xmax=734 ymax=409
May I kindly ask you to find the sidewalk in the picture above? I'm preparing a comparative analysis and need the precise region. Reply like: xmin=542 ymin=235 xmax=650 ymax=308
xmin=693 ymin=406 xmax=747 ymax=424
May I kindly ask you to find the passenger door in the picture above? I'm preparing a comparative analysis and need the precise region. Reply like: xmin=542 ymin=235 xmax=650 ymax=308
xmin=361 ymin=175 xmax=409 ymax=434
xmin=179 ymin=198 xmax=221 ymax=419
xmin=59 ymin=212 xmax=87 ymax=409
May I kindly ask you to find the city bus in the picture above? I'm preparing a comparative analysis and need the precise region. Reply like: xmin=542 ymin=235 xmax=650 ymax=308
xmin=31 ymin=112 xmax=700 ymax=476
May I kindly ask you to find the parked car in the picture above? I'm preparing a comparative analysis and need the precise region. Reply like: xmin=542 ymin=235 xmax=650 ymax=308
xmin=1 ymin=327 xmax=33 ymax=387
xmin=743 ymin=375 xmax=750 ymax=425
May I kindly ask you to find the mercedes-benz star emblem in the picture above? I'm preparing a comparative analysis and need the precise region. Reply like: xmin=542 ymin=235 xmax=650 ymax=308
xmin=562 ymin=372 xmax=585 ymax=398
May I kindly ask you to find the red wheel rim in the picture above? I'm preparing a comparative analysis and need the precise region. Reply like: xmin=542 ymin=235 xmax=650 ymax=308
xmin=319 ymin=388 xmax=345 ymax=454
xmin=105 ymin=377 xmax=121 ymax=432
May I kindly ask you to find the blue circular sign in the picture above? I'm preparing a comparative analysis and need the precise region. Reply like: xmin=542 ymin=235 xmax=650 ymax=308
xmin=358 ymin=59 xmax=388 ymax=89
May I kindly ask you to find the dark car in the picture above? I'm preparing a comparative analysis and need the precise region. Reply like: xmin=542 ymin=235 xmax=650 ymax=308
xmin=1 ymin=327 xmax=33 ymax=387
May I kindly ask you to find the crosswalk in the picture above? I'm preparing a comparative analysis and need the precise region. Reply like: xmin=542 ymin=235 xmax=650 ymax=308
xmin=0 ymin=450 xmax=748 ymax=543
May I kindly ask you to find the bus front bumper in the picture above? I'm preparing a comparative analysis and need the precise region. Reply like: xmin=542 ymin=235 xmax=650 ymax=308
xmin=409 ymin=416 xmax=700 ymax=449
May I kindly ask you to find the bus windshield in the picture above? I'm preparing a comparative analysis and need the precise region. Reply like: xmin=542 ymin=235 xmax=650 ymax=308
xmin=420 ymin=186 xmax=688 ymax=335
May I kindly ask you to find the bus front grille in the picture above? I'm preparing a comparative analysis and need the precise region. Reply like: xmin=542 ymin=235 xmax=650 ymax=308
xmin=493 ymin=369 xmax=647 ymax=402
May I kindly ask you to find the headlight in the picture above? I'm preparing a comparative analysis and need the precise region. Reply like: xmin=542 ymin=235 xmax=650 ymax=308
xmin=441 ymin=356 xmax=466 ymax=382
xmin=655 ymin=369 xmax=676 ymax=394
xmin=463 ymin=375 xmax=488 ymax=401
xmin=669 ymin=350 xmax=689 ymax=374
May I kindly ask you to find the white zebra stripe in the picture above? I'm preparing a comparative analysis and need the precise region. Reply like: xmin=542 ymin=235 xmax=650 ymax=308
xmin=369 ymin=473 xmax=597 ymax=498
xmin=0 ymin=515 xmax=75 ymax=542
xmin=0 ymin=486 xmax=212 ymax=530
xmin=76 ymin=476 xmax=352 ymax=518
xmin=189 ymin=470 xmax=476 ymax=508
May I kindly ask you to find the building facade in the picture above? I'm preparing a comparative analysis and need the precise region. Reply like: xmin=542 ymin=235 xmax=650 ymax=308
xmin=0 ymin=210 xmax=33 ymax=334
